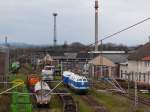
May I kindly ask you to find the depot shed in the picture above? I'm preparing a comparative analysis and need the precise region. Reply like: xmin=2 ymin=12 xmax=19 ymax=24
xmin=88 ymin=55 xmax=116 ymax=78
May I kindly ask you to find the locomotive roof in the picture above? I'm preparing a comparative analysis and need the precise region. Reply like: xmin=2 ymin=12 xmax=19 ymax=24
xmin=44 ymin=65 xmax=55 ymax=68
xmin=62 ymin=71 xmax=74 ymax=76
xmin=63 ymin=71 xmax=88 ymax=81
xmin=69 ymin=73 xmax=87 ymax=81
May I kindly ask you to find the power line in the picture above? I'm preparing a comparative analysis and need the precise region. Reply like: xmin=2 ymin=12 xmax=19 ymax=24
xmin=84 ymin=17 xmax=150 ymax=51
xmin=88 ymin=17 xmax=150 ymax=108
xmin=101 ymin=17 xmax=150 ymax=41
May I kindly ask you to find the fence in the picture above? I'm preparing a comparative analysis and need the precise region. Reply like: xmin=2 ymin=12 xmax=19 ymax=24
xmin=120 ymin=70 xmax=150 ymax=84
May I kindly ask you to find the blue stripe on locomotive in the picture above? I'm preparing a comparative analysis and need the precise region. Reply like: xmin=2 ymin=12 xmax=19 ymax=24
xmin=68 ymin=78 xmax=89 ymax=90
xmin=62 ymin=74 xmax=70 ymax=84
xmin=62 ymin=75 xmax=69 ymax=84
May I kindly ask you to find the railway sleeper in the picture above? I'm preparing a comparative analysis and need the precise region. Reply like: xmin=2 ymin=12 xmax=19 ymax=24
xmin=94 ymin=106 xmax=108 ymax=112
xmin=63 ymin=104 xmax=77 ymax=112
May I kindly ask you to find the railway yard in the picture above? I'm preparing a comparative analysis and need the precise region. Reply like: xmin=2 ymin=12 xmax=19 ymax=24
xmin=0 ymin=64 xmax=150 ymax=112
xmin=1 ymin=0 xmax=150 ymax=111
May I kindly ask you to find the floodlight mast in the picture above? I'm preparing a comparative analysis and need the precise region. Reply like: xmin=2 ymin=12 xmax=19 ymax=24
xmin=53 ymin=13 xmax=58 ymax=47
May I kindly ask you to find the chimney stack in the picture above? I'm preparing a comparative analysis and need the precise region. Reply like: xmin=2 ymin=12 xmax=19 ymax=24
xmin=95 ymin=0 xmax=99 ymax=51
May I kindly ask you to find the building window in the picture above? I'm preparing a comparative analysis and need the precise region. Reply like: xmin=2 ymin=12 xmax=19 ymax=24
xmin=144 ymin=61 xmax=150 ymax=67
xmin=143 ymin=74 xmax=146 ymax=82
xmin=139 ymin=73 xmax=141 ymax=81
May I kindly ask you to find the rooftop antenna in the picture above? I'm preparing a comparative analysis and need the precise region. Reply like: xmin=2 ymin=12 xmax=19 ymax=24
xmin=53 ymin=13 xmax=58 ymax=47
xmin=95 ymin=0 xmax=99 ymax=51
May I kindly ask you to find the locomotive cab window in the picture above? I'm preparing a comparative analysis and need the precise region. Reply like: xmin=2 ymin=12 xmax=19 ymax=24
xmin=83 ymin=79 xmax=86 ymax=81
xmin=79 ymin=79 xmax=82 ymax=81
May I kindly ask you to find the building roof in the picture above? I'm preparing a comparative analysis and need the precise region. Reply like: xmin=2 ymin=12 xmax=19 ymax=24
xmin=88 ymin=51 xmax=126 ymax=54
xmin=0 ymin=46 xmax=9 ymax=53
xmin=76 ymin=53 xmax=90 ymax=59
xmin=64 ymin=53 xmax=77 ymax=59
xmin=128 ymin=42 xmax=150 ymax=60
xmin=76 ymin=52 xmax=99 ymax=59
xmin=50 ymin=52 xmax=65 ymax=56
xmin=43 ymin=54 xmax=53 ymax=62
xmin=88 ymin=55 xmax=115 ymax=67
xmin=103 ymin=54 xmax=128 ymax=64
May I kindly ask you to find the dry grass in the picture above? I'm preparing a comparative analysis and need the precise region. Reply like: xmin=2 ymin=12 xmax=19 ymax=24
xmin=0 ymin=94 xmax=10 ymax=112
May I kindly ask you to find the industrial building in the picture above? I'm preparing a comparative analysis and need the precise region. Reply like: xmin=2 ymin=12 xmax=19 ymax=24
xmin=120 ymin=42 xmax=150 ymax=84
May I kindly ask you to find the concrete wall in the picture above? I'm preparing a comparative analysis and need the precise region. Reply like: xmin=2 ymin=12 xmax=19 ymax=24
xmin=127 ymin=61 xmax=150 ymax=73
xmin=120 ymin=60 xmax=150 ymax=84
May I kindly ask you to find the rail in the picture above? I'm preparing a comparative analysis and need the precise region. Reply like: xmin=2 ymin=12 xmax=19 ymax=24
xmin=81 ymin=95 xmax=108 ymax=112
xmin=57 ymin=89 xmax=77 ymax=112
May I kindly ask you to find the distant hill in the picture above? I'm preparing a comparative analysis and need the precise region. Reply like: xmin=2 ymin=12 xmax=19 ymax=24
xmin=0 ymin=42 xmax=41 ymax=48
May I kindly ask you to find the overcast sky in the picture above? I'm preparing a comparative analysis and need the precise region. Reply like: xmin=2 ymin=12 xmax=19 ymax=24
xmin=0 ymin=0 xmax=150 ymax=46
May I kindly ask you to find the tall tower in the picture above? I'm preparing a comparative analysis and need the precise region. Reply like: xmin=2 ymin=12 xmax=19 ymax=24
xmin=95 ymin=0 xmax=99 ymax=51
xmin=53 ymin=13 xmax=58 ymax=47
xmin=5 ymin=36 xmax=8 ymax=46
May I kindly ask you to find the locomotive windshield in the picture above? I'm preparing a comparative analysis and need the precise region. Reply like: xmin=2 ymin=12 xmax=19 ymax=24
xmin=83 ymin=79 xmax=86 ymax=81
xmin=77 ymin=78 xmax=87 ymax=82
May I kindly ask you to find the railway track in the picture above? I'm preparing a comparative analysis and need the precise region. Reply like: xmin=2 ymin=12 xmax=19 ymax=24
xmin=33 ymin=107 xmax=50 ymax=112
xmin=120 ymin=93 xmax=150 ymax=106
xmin=30 ymin=91 xmax=50 ymax=112
xmin=31 ymin=97 xmax=50 ymax=112
xmin=81 ymin=95 xmax=108 ymax=112
xmin=48 ymin=82 xmax=78 ymax=112
xmin=54 ymin=88 xmax=78 ymax=112
xmin=91 ymin=81 xmax=114 ymax=90
xmin=93 ymin=80 xmax=150 ymax=107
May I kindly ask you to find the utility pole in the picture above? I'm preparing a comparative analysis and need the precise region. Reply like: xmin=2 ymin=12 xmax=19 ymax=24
xmin=134 ymin=61 xmax=139 ymax=108
xmin=53 ymin=13 xmax=58 ymax=47
xmin=134 ymin=73 xmax=138 ymax=108
xmin=95 ymin=0 xmax=99 ymax=51
xmin=100 ymin=40 xmax=103 ymax=78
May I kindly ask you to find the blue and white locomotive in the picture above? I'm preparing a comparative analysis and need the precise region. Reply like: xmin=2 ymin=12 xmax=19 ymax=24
xmin=62 ymin=71 xmax=89 ymax=94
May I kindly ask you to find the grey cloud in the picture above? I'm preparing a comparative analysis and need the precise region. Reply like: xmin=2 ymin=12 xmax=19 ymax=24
xmin=0 ymin=0 xmax=150 ymax=45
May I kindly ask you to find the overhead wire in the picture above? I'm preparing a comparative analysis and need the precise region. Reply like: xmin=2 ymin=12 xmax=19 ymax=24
xmin=83 ymin=17 xmax=150 ymax=51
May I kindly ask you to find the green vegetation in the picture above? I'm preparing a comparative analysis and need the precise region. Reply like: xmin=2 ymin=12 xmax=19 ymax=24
xmin=49 ymin=96 xmax=62 ymax=112
xmin=74 ymin=95 xmax=93 ymax=112
xmin=5 ymin=70 xmax=150 ymax=112
xmin=52 ymin=75 xmax=92 ymax=112
xmin=140 ymin=93 xmax=150 ymax=98
xmin=8 ymin=73 xmax=27 ymax=82
xmin=19 ymin=63 xmax=34 ymax=74
xmin=54 ymin=75 xmax=62 ymax=80
xmin=89 ymin=89 xmax=150 ymax=112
